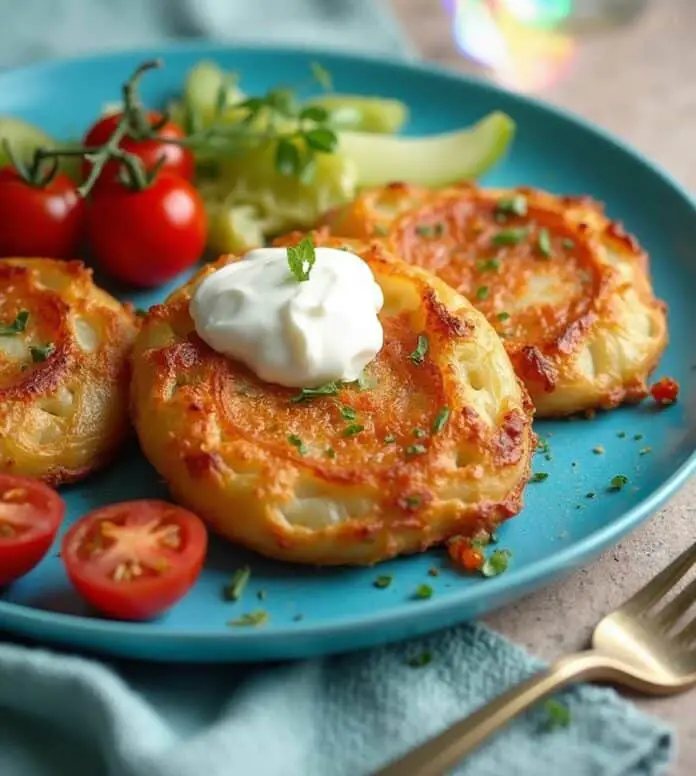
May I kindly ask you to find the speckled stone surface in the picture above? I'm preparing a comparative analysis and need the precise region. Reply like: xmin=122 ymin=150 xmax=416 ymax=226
xmin=388 ymin=0 xmax=696 ymax=772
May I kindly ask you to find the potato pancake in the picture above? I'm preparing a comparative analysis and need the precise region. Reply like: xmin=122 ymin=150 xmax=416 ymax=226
xmin=130 ymin=239 xmax=534 ymax=566
xmin=0 ymin=259 xmax=138 ymax=485
xmin=322 ymin=183 xmax=668 ymax=417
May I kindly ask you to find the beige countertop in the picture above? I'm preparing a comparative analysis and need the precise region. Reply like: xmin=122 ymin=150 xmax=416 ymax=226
xmin=388 ymin=0 xmax=696 ymax=773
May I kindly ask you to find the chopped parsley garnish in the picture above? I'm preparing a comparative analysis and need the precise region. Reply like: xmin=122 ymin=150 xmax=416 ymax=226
xmin=477 ymin=258 xmax=501 ymax=272
xmin=291 ymin=382 xmax=338 ymax=403
xmin=481 ymin=549 xmax=511 ymax=577
xmin=428 ymin=567 xmax=440 ymax=577
xmin=537 ymin=228 xmax=552 ymax=258
xmin=537 ymin=439 xmax=550 ymax=455
xmin=325 ymin=447 xmax=336 ymax=458
xmin=30 ymin=344 xmax=54 ymax=363
xmin=476 ymin=286 xmax=490 ymax=300
xmin=561 ymin=238 xmax=575 ymax=250
xmin=343 ymin=423 xmax=364 ymax=437
xmin=639 ymin=446 xmax=652 ymax=455
xmin=0 ymin=310 xmax=29 ymax=336
xmin=415 ymin=223 xmax=444 ymax=238
xmin=404 ymin=495 xmax=421 ymax=508
xmin=354 ymin=370 xmax=374 ymax=391
xmin=407 ymin=651 xmax=432 ymax=668
xmin=496 ymin=311 xmax=511 ymax=322
xmin=373 ymin=224 xmax=388 ymax=236
xmin=287 ymin=434 xmax=307 ymax=455
xmin=586 ymin=491 xmax=596 ymax=499
xmin=257 ymin=589 xmax=267 ymax=601
xmin=413 ymin=428 xmax=426 ymax=438
xmin=374 ymin=575 xmax=393 ymax=589
xmin=405 ymin=444 xmax=427 ymax=457
xmin=492 ymin=227 xmax=528 ymax=247
xmin=592 ymin=446 xmax=605 ymax=455
xmin=414 ymin=583 xmax=433 ymax=600
xmin=228 ymin=610 xmax=269 ymax=627
xmin=609 ymin=474 xmax=629 ymax=491
xmin=541 ymin=699 xmax=571 ymax=731
xmin=633 ymin=433 xmax=644 ymax=440
xmin=384 ymin=434 xmax=396 ymax=444
xmin=531 ymin=472 xmax=549 ymax=482
xmin=340 ymin=405 xmax=357 ymax=421
xmin=432 ymin=407 xmax=450 ymax=434
xmin=496 ymin=194 xmax=527 ymax=217
xmin=287 ymin=236 xmax=316 ymax=281
xmin=223 ymin=565 xmax=251 ymax=601
xmin=293 ymin=613 xmax=304 ymax=622
xmin=409 ymin=334 xmax=429 ymax=365
xmin=617 ymin=431 xmax=627 ymax=438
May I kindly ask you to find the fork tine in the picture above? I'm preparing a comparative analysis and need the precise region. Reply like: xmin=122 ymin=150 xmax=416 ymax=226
xmin=622 ymin=541 xmax=696 ymax=615
xmin=653 ymin=575 xmax=696 ymax=629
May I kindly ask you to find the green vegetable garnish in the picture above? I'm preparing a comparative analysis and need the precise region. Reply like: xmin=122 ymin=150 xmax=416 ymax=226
xmin=340 ymin=406 xmax=357 ymax=421
xmin=287 ymin=236 xmax=316 ymax=281
xmin=496 ymin=311 xmax=511 ymax=322
xmin=492 ymin=227 xmax=528 ymax=247
xmin=228 ymin=610 xmax=269 ymax=627
xmin=325 ymin=447 xmax=336 ymax=458
xmin=0 ymin=310 xmax=29 ymax=336
xmin=432 ymin=407 xmax=450 ymax=434
xmin=30 ymin=344 xmax=54 ymax=363
xmin=291 ymin=382 xmax=339 ymax=403
xmin=541 ymin=699 xmax=571 ymax=730
xmin=305 ymin=94 xmax=408 ymax=134
xmin=537 ymin=228 xmax=552 ymax=258
xmin=287 ymin=434 xmax=307 ymax=455
xmin=407 ymin=652 xmax=432 ymax=668
xmin=223 ymin=565 xmax=251 ymax=602
xmin=617 ymin=431 xmax=626 ymax=438
xmin=404 ymin=495 xmax=421 ymax=508
xmin=639 ymin=446 xmax=652 ymax=456
xmin=405 ymin=444 xmax=427 ymax=457
xmin=634 ymin=433 xmax=644 ymax=440
xmin=409 ymin=334 xmax=429 ymax=365
xmin=481 ymin=549 xmax=511 ymax=577
xmin=373 ymin=224 xmax=388 ymax=236
xmin=384 ymin=434 xmax=396 ymax=444
xmin=477 ymin=258 xmax=501 ymax=272
xmin=415 ymin=222 xmax=445 ymax=238
xmin=531 ymin=472 xmax=549 ymax=482
xmin=343 ymin=424 xmax=364 ymax=437
xmin=374 ymin=575 xmax=393 ymax=589
xmin=586 ymin=491 xmax=596 ymax=499
xmin=496 ymin=194 xmax=527 ymax=217
xmin=310 ymin=61 xmax=333 ymax=90
xmin=476 ymin=286 xmax=490 ymax=300
xmin=561 ymin=238 xmax=575 ymax=250
xmin=257 ymin=589 xmax=267 ymax=601
xmin=609 ymin=474 xmax=629 ymax=491
xmin=413 ymin=428 xmax=426 ymax=438
xmin=414 ymin=583 xmax=433 ymax=600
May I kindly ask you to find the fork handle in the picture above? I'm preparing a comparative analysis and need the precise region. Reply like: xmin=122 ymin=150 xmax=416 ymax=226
xmin=372 ymin=650 xmax=622 ymax=776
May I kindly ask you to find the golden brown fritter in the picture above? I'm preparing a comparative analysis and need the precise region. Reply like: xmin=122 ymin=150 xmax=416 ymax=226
xmin=322 ymin=183 xmax=668 ymax=417
xmin=130 ymin=239 xmax=534 ymax=566
xmin=0 ymin=259 xmax=138 ymax=485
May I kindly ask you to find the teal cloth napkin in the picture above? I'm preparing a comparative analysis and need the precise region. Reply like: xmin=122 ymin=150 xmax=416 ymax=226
xmin=0 ymin=2 xmax=676 ymax=774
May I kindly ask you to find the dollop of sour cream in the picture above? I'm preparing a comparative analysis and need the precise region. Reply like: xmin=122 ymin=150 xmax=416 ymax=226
xmin=190 ymin=246 xmax=384 ymax=388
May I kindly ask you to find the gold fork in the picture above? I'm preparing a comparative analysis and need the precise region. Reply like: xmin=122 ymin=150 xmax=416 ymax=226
xmin=373 ymin=541 xmax=696 ymax=776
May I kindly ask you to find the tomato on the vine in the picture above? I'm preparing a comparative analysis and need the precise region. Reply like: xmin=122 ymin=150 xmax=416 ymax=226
xmin=0 ymin=167 xmax=86 ymax=259
xmin=87 ymin=172 xmax=207 ymax=288
xmin=82 ymin=111 xmax=194 ymax=185
xmin=0 ymin=474 xmax=66 ymax=586
xmin=61 ymin=500 xmax=207 ymax=620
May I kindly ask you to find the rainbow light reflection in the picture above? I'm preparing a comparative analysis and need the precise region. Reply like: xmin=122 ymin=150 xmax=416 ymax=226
xmin=444 ymin=0 xmax=578 ymax=92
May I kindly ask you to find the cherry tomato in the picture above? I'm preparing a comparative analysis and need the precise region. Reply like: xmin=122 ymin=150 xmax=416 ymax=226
xmin=0 ymin=474 xmax=66 ymax=586
xmin=82 ymin=112 xmax=194 ymax=185
xmin=448 ymin=537 xmax=484 ymax=572
xmin=650 ymin=376 xmax=680 ymax=406
xmin=61 ymin=500 xmax=207 ymax=620
xmin=86 ymin=173 xmax=207 ymax=288
xmin=0 ymin=167 xmax=86 ymax=259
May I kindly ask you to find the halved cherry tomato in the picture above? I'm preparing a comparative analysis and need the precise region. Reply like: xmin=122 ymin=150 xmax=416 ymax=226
xmin=448 ymin=537 xmax=484 ymax=573
xmin=61 ymin=500 xmax=207 ymax=620
xmin=650 ymin=376 xmax=679 ymax=406
xmin=0 ymin=166 xmax=86 ymax=259
xmin=0 ymin=474 xmax=66 ymax=586
xmin=86 ymin=172 xmax=207 ymax=288
xmin=82 ymin=111 xmax=194 ymax=185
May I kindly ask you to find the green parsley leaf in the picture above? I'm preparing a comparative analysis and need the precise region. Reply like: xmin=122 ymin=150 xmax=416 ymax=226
xmin=531 ymin=472 xmax=549 ymax=482
xmin=415 ymin=224 xmax=434 ymax=237
xmin=633 ymin=433 xmax=644 ymax=440
xmin=541 ymin=699 xmax=571 ymax=731
xmin=290 ymin=382 xmax=339 ymax=403
xmin=496 ymin=194 xmax=527 ymax=217
xmin=304 ymin=127 xmax=338 ymax=153
xmin=492 ymin=228 xmax=528 ymax=247
xmin=586 ymin=491 xmax=596 ymax=499
xmin=286 ymin=236 xmax=316 ymax=281
xmin=30 ymin=344 xmax=54 ymax=363
xmin=223 ymin=565 xmax=251 ymax=602
xmin=325 ymin=447 xmax=336 ymax=458
xmin=413 ymin=428 xmax=426 ymax=438
xmin=257 ymin=589 xmax=267 ymax=601
xmin=374 ymin=575 xmax=393 ymax=589
xmin=275 ymin=137 xmax=301 ymax=176
xmin=413 ymin=583 xmax=433 ymax=600
xmin=405 ymin=444 xmax=427 ymax=457
xmin=404 ymin=495 xmax=421 ymax=508
xmin=496 ymin=311 xmax=511 ymax=322
xmin=477 ymin=258 xmax=501 ymax=272
xmin=562 ymin=238 xmax=575 ymax=250
xmin=537 ymin=228 xmax=552 ymax=258
xmin=299 ymin=105 xmax=329 ymax=123
xmin=228 ymin=610 xmax=269 ymax=627
xmin=373 ymin=224 xmax=388 ymax=236
xmin=592 ymin=446 xmax=605 ymax=455
xmin=287 ymin=434 xmax=307 ymax=455
xmin=409 ymin=334 xmax=429 ymax=365
xmin=340 ymin=406 xmax=357 ymax=421
xmin=343 ymin=423 xmax=364 ymax=437
xmin=481 ymin=549 xmax=511 ymax=577
xmin=0 ymin=310 xmax=29 ymax=336
xmin=407 ymin=651 xmax=432 ymax=668
xmin=476 ymin=286 xmax=490 ymax=300
xmin=432 ymin=407 xmax=450 ymax=434
xmin=609 ymin=474 xmax=629 ymax=491
xmin=616 ymin=431 xmax=627 ymax=438
xmin=310 ymin=61 xmax=333 ymax=90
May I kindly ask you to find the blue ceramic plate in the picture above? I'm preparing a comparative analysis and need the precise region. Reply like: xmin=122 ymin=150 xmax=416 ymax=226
xmin=1 ymin=44 xmax=694 ymax=662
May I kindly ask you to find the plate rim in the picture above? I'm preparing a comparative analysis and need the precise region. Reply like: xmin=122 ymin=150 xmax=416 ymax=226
xmin=0 ymin=41 xmax=694 ymax=652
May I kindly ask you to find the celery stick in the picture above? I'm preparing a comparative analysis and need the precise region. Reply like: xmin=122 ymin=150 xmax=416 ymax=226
xmin=306 ymin=95 xmax=408 ymax=134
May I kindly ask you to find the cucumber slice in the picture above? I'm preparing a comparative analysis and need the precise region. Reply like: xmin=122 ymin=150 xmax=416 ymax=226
xmin=184 ymin=60 xmax=245 ymax=129
xmin=305 ymin=95 xmax=408 ymax=134
xmin=205 ymin=201 xmax=266 ymax=255
xmin=339 ymin=111 xmax=515 ymax=188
